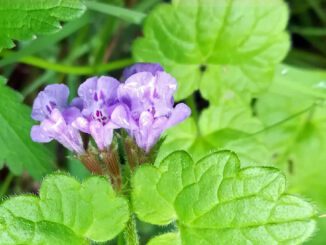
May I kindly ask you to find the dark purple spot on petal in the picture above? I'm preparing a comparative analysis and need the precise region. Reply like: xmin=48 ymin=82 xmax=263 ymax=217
xmin=94 ymin=93 xmax=98 ymax=101
xmin=49 ymin=101 xmax=57 ymax=109
xmin=154 ymin=90 xmax=160 ymax=99
xmin=46 ymin=105 xmax=52 ymax=113
xmin=100 ymin=91 xmax=105 ymax=100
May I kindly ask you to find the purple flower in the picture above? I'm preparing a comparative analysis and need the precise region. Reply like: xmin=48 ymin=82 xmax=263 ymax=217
xmin=111 ymin=71 xmax=191 ymax=152
xmin=31 ymin=84 xmax=85 ymax=155
xmin=121 ymin=63 xmax=164 ymax=81
xmin=72 ymin=76 xmax=120 ymax=150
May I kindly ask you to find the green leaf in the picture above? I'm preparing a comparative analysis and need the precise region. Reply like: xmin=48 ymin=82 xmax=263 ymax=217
xmin=132 ymin=151 xmax=317 ymax=244
xmin=0 ymin=13 xmax=90 ymax=67
xmin=157 ymin=103 xmax=269 ymax=166
xmin=0 ymin=173 xmax=129 ymax=243
xmin=0 ymin=0 xmax=86 ymax=51
xmin=147 ymin=233 xmax=180 ymax=245
xmin=0 ymin=83 xmax=55 ymax=179
xmin=0 ymin=76 xmax=6 ymax=84
xmin=256 ymin=65 xmax=326 ymax=244
xmin=133 ymin=0 xmax=290 ymax=102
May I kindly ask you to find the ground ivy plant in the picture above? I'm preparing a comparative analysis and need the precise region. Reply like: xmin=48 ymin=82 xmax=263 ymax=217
xmin=0 ymin=64 xmax=318 ymax=244
xmin=0 ymin=0 xmax=325 ymax=244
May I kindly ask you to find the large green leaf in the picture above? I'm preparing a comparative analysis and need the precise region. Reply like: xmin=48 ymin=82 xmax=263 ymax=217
xmin=256 ymin=65 xmax=326 ymax=244
xmin=0 ymin=0 xmax=86 ymax=51
xmin=157 ymin=103 xmax=269 ymax=166
xmin=132 ymin=151 xmax=316 ymax=244
xmin=133 ymin=0 xmax=290 ymax=102
xmin=0 ymin=173 xmax=129 ymax=244
xmin=0 ymin=80 xmax=55 ymax=179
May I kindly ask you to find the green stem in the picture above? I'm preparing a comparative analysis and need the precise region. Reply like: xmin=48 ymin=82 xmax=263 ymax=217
xmin=320 ymin=214 xmax=326 ymax=218
xmin=290 ymin=26 xmax=326 ymax=36
xmin=276 ymin=104 xmax=316 ymax=165
xmin=18 ymin=56 xmax=134 ymax=75
xmin=186 ymin=94 xmax=199 ymax=122
xmin=120 ymin=153 xmax=140 ymax=244
xmin=85 ymin=1 xmax=146 ymax=24
xmin=124 ymin=215 xmax=139 ymax=245
xmin=307 ymin=0 xmax=326 ymax=25
xmin=250 ymin=104 xmax=316 ymax=137
xmin=0 ymin=173 xmax=14 ymax=197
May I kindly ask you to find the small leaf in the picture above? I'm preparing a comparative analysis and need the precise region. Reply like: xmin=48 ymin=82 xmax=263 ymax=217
xmin=0 ymin=0 xmax=86 ymax=51
xmin=147 ymin=233 xmax=181 ymax=245
xmin=133 ymin=151 xmax=317 ymax=244
xmin=0 ymin=83 xmax=55 ymax=179
xmin=133 ymin=0 xmax=290 ymax=102
xmin=0 ymin=173 xmax=129 ymax=243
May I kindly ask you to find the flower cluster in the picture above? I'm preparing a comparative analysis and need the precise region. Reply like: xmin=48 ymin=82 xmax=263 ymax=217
xmin=31 ymin=63 xmax=191 ymax=157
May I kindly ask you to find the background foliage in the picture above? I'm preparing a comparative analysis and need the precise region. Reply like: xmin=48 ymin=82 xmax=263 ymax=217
xmin=0 ymin=0 xmax=325 ymax=244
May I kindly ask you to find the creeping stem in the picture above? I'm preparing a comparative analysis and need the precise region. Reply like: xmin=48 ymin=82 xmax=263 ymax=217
xmin=18 ymin=56 xmax=134 ymax=75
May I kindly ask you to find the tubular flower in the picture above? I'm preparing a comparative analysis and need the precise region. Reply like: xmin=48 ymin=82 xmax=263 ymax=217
xmin=111 ymin=70 xmax=191 ymax=152
xmin=31 ymin=84 xmax=85 ymax=155
xmin=72 ymin=76 xmax=120 ymax=150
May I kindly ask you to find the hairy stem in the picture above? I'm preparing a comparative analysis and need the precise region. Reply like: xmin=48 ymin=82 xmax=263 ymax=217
xmin=124 ymin=214 xmax=139 ymax=245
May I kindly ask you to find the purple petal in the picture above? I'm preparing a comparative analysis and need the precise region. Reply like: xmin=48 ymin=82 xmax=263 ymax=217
xmin=139 ymin=111 xmax=154 ymax=128
xmin=40 ymin=109 xmax=85 ymax=154
xmin=77 ymin=77 xmax=98 ymax=107
xmin=118 ymin=72 xmax=155 ymax=117
xmin=97 ymin=76 xmax=120 ymax=104
xmin=32 ymin=84 xmax=69 ymax=121
xmin=89 ymin=121 xmax=113 ymax=150
xmin=121 ymin=63 xmax=164 ymax=81
xmin=78 ymin=76 xmax=120 ymax=109
xmin=145 ymin=117 xmax=167 ymax=152
xmin=42 ymin=108 xmax=66 ymax=132
xmin=165 ymin=103 xmax=191 ymax=129
xmin=111 ymin=104 xmax=133 ymax=129
xmin=31 ymin=125 xmax=52 ymax=143
xmin=72 ymin=116 xmax=90 ymax=133
xmin=44 ymin=84 xmax=69 ymax=107
xmin=134 ymin=111 xmax=154 ymax=151
xmin=70 ymin=97 xmax=84 ymax=110
xmin=153 ymin=72 xmax=177 ymax=117
xmin=61 ymin=107 xmax=81 ymax=125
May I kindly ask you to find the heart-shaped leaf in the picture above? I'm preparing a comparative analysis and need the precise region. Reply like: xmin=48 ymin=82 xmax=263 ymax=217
xmin=0 ymin=173 xmax=129 ymax=243
xmin=132 ymin=151 xmax=316 ymax=244
xmin=133 ymin=0 xmax=290 ymax=103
